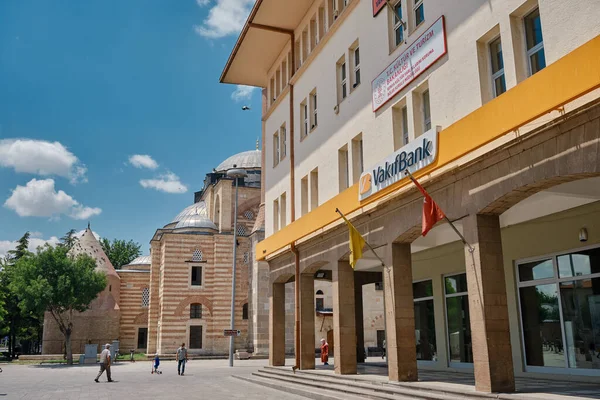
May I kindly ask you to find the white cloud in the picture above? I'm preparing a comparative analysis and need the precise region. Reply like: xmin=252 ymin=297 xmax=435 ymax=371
xmin=129 ymin=154 xmax=159 ymax=170
xmin=0 ymin=235 xmax=60 ymax=259
xmin=196 ymin=0 xmax=211 ymax=5
xmin=140 ymin=172 xmax=188 ymax=194
xmin=231 ymin=85 xmax=256 ymax=102
xmin=194 ymin=0 xmax=254 ymax=39
xmin=3 ymin=178 xmax=102 ymax=220
xmin=0 ymin=139 xmax=87 ymax=184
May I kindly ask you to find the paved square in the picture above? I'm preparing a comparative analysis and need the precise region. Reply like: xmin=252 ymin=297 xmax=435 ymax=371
xmin=0 ymin=359 xmax=305 ymax=400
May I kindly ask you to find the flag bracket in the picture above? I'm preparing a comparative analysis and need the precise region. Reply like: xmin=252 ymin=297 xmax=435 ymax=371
xmin=403 ymin=170 xmax=475 ymax=253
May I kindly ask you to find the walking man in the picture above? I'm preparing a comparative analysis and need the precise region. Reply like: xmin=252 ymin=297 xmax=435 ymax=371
xmin=320 ymin=338 xmax=329 ymax=366
xmin=176 ymin=343 xmax=188 ymax=376
xmin=95 ymin=343 xmax=113 ymax=383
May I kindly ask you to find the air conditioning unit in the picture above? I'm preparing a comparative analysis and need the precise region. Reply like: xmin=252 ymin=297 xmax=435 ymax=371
xmin=333 ymin=104 xmax=339 ymax=114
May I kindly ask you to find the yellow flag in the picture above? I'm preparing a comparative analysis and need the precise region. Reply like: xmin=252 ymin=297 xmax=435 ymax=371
xmin=341 ymin=215 xmax=366 ymax=268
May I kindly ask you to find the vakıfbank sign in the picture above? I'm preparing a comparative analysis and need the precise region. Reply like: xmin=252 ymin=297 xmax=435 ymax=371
xmin=359 ymin=128 xmax=438 ymax=201
xmin=372 ymin=17 xmax=447 ymax=111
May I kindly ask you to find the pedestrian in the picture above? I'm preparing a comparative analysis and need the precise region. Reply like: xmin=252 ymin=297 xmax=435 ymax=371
xmin=320 ymin=338 xmax=329 ymax=366
xmin=176 ymin=343 xmax=188 ymax=376
xmin=95 ymin=343 xmax=113 ymax=383
xmin=152 ymin=353 xmax=161 ymax=374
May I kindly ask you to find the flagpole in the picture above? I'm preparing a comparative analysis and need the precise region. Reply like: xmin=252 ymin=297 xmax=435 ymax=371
xmin=403 ymin=170 xmax=475 ymax=253
xmin=335 ymin=208 xmax=386 ymax=267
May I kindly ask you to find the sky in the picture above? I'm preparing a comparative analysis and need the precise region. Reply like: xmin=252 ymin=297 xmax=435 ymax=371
xmin=0 ymin=0 xmax=259 ymax=257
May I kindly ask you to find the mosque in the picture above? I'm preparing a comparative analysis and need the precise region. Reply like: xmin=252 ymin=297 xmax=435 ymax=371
xmin=42 ymin=148 xmax=386 ymax=358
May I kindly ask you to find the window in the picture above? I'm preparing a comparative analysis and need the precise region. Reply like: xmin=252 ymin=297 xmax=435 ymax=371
xmin=302 ymin=28 xmax=309 ymax=62
xmin=270 ymin=77 xmax=275 ymax=105
xmin=310 ymin=168 xmax=319 ymax=211
xmin=280 ymin=192 xmax=287 ymax=229
xmin=137 ymin=328 xmax=148 ymax=349
xmin=301 ymin=100 xmax=308 ymax=138
xmin=402 ymin=106 xmax=409 ymax=144
xmin=352 ymin=46 xmax=360 ymax=89
xmin=142 ymin=287 xmax=149 ymax=308
xmin=242 ymin=303 xmax=248 ymax=320
xmin=489 ymin=37 xmax=506 ymax=97
xmin=191 ymin=266 xmax=202 ymax=286
xmin=524 ymin=8 xmax=545 ymax=76
xmin=280 ymin=124 xmax=287 ymax=159
xmin=393 ymin=2 xmax=404 ymax=47
xmin=190 ymin=303 xmax=202 ymax=319
xmin=517 ymin=247 xmax=600 ymax=371
xmin=422 ymin=90 xmax=431 ymax=132
xmin=295 ymin=39 xmax=301 ymax=71
xmin=310 ymin=18 xmax=317 ymax=50
xmin=282 ymin=59 xmax=288 ymax=87
xmin=375 ymin=282 xmax=383 ymax=291
xmin=445 ymin=273 xmax=472 ymax=364
xmin=316 ymin=298 xmax=324 ymax=310
xmin=273 ymin=130 xmax=280 ymax=166
xmin=338 ymin=145 xmax=349 ymax=192
xmin=414 ymin=280 xmax=436 ymax=361
xmin=351 ymin=134 xmax=363 ymax=184
xmin=189 ymin=326 xmax=202 ymax=349
xmin=301 ymin=176 xmax=309 ymax=216
xmin=414 ymin=0 xmax=424 ymax=27
xmin=337 ymin=57 xmax=347 ymax=103
xmin=310 ymin=91 xmax=318 ymax=130
xmin=392 ymin=103 xmax=409 ymax=150
xmin=192 ymin=249 xmax=203 ymax=262
xmin=316 ymin=290 xmax=324 ymax=295
xmin=273 ymin=198 xmax=280 ymax=232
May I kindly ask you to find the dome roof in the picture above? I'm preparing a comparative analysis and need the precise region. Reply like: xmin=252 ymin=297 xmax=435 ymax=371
xmin=215 ymin=150 xmax=261 ymax=172
xmin=127 ymin=255 xmax=151 ymax=265
xmin=168 ymin=201 xmax=218 ymax=231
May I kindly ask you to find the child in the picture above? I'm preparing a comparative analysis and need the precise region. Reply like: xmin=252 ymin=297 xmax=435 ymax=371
xmin=152 ymin=353 xmax=162 ymax=374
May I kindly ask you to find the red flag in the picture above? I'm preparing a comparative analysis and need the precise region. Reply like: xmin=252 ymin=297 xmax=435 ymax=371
xmin=411 ymin=178 xmax=445 ymax=236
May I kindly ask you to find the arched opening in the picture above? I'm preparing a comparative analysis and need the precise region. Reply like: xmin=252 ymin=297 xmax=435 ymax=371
xmin=214 ymin=195 xmax=221 ymax=229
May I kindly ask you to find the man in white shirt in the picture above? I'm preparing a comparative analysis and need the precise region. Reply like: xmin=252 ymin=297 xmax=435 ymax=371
xmin=95 ymin=343 xmax=113 ymax=382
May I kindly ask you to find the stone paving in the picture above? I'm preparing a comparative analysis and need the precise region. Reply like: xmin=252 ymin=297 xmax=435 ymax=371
xmin=0 ymin=358 xmax=305 ymax=400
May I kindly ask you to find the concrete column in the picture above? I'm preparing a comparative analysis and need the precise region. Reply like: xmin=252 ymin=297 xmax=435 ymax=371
xmin=463 ymin=214 xmax=515 ymax=393
xmin=332 ymin=260 xmax=357 ymax=374
xmin=269 ymin=281 xmax=286 ymax=366
xmin=300 ymin=273 xmax=315 ymax=369
xmin=384 ymin=242 xmax=418 ymax=382
xmin=354 ymin=279 xmax=365 ymax=363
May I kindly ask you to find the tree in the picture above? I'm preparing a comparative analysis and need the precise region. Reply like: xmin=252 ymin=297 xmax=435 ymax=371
xmin=10 ymin=245 xmax=106 ymax=364
xmin=100 ymin=238 xmax=141 ymax=269
xmin=59 ymin=229 xmax=79 ymax=251
xmin=7 ymin=231 xmax=30 ymax=261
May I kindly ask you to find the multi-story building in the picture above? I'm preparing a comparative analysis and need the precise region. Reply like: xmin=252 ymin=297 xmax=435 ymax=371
xmin=221 ymin=0 xmax=600 ymax=392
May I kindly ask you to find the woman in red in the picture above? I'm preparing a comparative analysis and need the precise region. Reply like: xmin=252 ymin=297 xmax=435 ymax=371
xmin=320 ymin=338 xmax=329 ymax=366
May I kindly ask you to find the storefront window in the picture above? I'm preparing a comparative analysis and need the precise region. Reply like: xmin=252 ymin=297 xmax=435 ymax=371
xmin=445 ymin=273 xmax=472 ymax=364
xmin=414 ymin=280 xmax=436 ymax=361
xmin=517 ymin=246 xmax=600 ymax=372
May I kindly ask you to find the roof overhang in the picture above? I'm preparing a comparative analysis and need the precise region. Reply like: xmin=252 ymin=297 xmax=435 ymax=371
xmin=220 ymin=0 xmax=314 ymax=87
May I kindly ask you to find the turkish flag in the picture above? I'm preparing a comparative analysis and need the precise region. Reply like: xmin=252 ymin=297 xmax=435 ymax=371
xmin=412 ymin=178 xmax=446 ymax=236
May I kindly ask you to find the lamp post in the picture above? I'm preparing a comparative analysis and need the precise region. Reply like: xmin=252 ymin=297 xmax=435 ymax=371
xmin=226 ymin=165 xmax=247 ymax=367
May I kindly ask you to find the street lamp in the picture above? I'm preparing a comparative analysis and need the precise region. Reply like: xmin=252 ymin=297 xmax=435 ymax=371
xmin=226 ymin=165 xmax=247 ymax=367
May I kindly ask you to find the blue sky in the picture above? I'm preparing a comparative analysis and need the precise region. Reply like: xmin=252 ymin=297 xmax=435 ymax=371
xmin=0 ymin=0 xmax=258 ymax=256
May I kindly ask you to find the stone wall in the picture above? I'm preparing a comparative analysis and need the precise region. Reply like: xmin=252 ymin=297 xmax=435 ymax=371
xmin=117 ymin=270 xmax=150 ymax=352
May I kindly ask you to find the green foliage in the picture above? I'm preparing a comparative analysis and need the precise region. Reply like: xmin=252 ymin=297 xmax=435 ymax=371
xmin=58 ymin=229 xmax=79 ymax=251
xmin=10 ymin=245 xmax=107 ymax=316
xmin=100 ymin=238 xmax=142 ymax=269
xmin=9 ymin=245 xmax=107 ymax=364
xmin=7 ymin=231 xmax=30 ymax=263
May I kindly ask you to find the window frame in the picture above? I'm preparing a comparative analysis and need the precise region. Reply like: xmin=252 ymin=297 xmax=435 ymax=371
xmin=280 ymin=124 xmax=287 ymax=159
xmin=310 ymin=91 xmax=318 ymax=131
xmin=489 ymin=36 xmax=506 ymax=98
xmin=301 ymin=100 xmax=309 ymax=138
xmin=189 ymin=325 xmax=203 ymax=350
xmin=190 ymin=303 xmax=202 ymax=319
xmin=190 ymin=265 xmax=203 ymax=287
xmin=339 ymin=60 xmax=347 ymax=101
xmin=524 ymin=8 xmax=545 ymax=76
xmin=443 ymin=272 xmax=473 ymax=367
xmin=413 ymin=0 xmax=425 ymax=28
xmin=422 ymin=89 xmax=431 ymax=132
xmin=141 ymin=287 xmax=150 ymax=308
xmin=352 ymin=46 xmax=361 ymax=89
xmin=401 ymin=106 xmax=409 ymax=145
xmin=273 ymin=130 xmax=280 ymax=167
xmin=393 ymin=2 xmax=404 ymax=47
xmin=515 ymin=244 xmax=600 ymax=375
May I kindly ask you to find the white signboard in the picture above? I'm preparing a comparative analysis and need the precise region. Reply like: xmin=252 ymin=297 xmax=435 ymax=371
xmin=358 ymin=128 xmax=438 ymax=201
xmin=372 ymin=17 xmax=447 ymax=111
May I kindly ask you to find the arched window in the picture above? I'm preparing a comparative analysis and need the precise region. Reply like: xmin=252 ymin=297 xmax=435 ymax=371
xmin=316 ymin=290 xmax=324 ymax=295
xmin=315 ymin=290 xmax=324 ymax=311
xmin=242 ymin=303 xmax=248 ymax=320
xmin=142 ymin=287 xmax=150 ymax=307
xmin=190 ymin=303 xmax=202 ymax=319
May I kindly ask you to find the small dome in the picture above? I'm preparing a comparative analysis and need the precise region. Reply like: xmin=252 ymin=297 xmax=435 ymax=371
xmin=127 ymin=255 xmax=151 ymax=265
xmin=215 ymin=150 xmax=261 ymax=172
xmin=168 ymin=201 xmax=217 ymax=231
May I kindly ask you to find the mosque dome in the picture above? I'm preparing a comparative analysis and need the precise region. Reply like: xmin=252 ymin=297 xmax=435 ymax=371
xmin=215 ymin=149 xmax=261 ymax=172
xmin=166 ymin=201 xmax=218 ymax=231
xmin=127 ymin=255 xmax=151 ymax=265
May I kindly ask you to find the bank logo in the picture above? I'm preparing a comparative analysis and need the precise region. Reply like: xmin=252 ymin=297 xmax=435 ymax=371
xmin=359 ymin=174 xmax=372 ymax=196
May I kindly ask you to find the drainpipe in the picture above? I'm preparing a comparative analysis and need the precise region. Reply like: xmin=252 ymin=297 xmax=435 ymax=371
xmin=291 ymin=242 xmax=300 ymax=370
